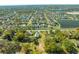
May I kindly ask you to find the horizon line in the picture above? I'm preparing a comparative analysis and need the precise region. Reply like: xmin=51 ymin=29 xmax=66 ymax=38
xmin=0 ymin=4 xmax=79 ymax=6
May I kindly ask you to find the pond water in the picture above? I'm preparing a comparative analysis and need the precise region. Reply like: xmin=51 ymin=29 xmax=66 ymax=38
xmin=58 ymin=20 xmax=79 ymax=28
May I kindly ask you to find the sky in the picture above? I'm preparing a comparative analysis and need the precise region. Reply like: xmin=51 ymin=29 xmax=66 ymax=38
xmin=0 ymin=0 xmax=79 ymax=5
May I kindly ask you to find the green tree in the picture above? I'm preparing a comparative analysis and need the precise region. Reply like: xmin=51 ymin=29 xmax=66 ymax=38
xmin=62 ymin=39 xmax=79 ymax=54
xmin=2 ymin=30 xmax=15 ymax=41
xmin=13 ymin=31 xmax=33 ymax=43
xmin=0 ymin=40 xmax=21 ymax=54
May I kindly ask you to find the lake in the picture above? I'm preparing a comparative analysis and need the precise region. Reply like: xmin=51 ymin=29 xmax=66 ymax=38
xmin=58 ymin=20 xmax=79 ymax=28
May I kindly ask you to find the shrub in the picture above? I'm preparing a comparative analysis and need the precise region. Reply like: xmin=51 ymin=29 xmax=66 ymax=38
xmin=20 ymin=43 xmax=36 ymax=54
xmin=0 ymin=40 xmax=21 ymax=54
xmin=0 ymin=29 xmax=3 ymax=36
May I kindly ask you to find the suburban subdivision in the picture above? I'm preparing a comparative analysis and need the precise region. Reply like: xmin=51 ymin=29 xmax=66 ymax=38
xmin=0 ymin=5 xmax=79 ymax=54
